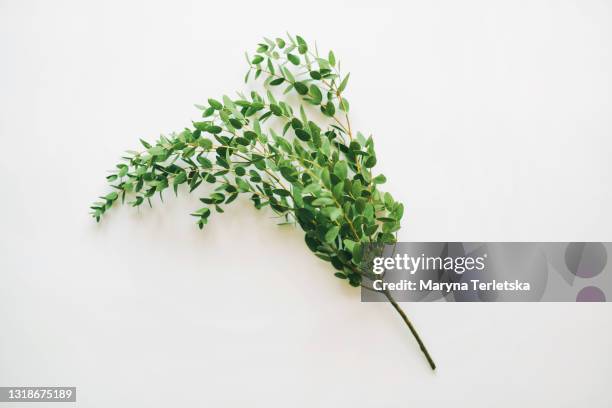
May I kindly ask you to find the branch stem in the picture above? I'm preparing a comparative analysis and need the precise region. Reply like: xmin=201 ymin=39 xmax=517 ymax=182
xmin=383 ymin=289 xmax=436 ymax=370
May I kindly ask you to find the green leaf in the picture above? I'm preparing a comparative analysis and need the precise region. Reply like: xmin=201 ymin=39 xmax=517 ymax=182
xmin=339 ymin=98 xmax=349 ymax=112
xmin=280 ymin=166 xmax=298 ymax=182
xmin=302 ymin=183 xmax=321 ymax=194
xmin=208 ymin=98 xmax=223 ymax=110
xmin=324 ymin=226 xmax=340 ymax=243
xmin=373 ymin=174 xmax=387 ymax=184
xmin=229 ymin=118 xmax=243 ymax=129
xmin=208 ymin=125 xmax=223 ymax=134
xmin=198 ymin=138 xmax=213 ymax=150
xmin=348 ymin=273 xmax=361 ymax=287
xmin=225 ymin=193 xmax=238 ymax=204
xmin=287 ymin=53 xmax=300 ymax=65
xmin=309 ymin=84 xmax=322 ymax=104
xmin=333 ymin=160 xmax=348 ymax=180
xmin=291 ymin=118 xmax=303 ymax=129
xmin=191 ymin=207 xmax=211 ymax=218
xmin=243 ymin=131 xmax=257 ymax=141
xmin=343 ymin=239 xmax=356 ymax=252
xmin=173 ymin=172 xmax=187 ymax=185
xmin=148 ymin=146 xmax=165 ymax=156
xmin=208 ymin=192 xmax=225 ymax=204
xmin=294 ymin=82 xmax=308 ymax=95
xmin=351 ymin=180 xmax=362 ymax=197
xmin=236 ymin=178 xmax=250 ymax=192
xmin=251 ymin=55 xmax=264 ymax=64
xmin=273 ymin=188 xmax=291 ymax=197
xmin=312 ymin=197 xmax=334 ymax=206
xmin=295 ymin=128 xmax=311 ymax=141
xmin=332 ymin=181 xmax=344 ymax=200
xmin=384 ymin=192 xmax=393 ymax=209
xmin=321 ymin=167 xmax=331 ymax=189
xmin=328 ymin=50 xmax=336 ymax=67
xmin=351 ymin=243 xmax=362 ymax=263
xmin=105 ymin=192 xmax=118 ymax=201
xmin=324 ymin=101 xmax=335 ymax=116
xmin=364 ymin=203 xmax=374 ymax=220
xmin=296 ymin=35 xmax=308 ymax=54
xmin=117 ymin=164 xmax=128 ymax=177
xmin=197 ymin=156 xmax=212 ymax=169
xmin=270 ymin=104 xmax=283 ymax=116
xmin=338 ymin=73 xmax=350 ymax=93
xmin=321 ymin=206 xmax=342 ymax=221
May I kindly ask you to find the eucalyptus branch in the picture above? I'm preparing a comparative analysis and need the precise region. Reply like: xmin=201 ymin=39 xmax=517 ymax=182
xmin=91 ymin=34 xmax=435 ymax=370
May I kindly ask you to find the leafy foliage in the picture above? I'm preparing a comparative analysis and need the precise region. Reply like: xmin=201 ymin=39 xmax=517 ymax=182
xmin=91 ymin=33 xmax=403 ymax=289
xmin=91 ymin=34 xmax=434 ymax=370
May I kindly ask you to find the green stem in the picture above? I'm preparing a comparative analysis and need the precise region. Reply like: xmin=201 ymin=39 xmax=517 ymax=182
xmin=383 ymin=289 xmax=436 ymax=370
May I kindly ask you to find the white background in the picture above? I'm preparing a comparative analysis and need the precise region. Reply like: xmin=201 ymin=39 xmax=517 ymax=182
xmin=1 ymin=0 xmax=611 ymax=407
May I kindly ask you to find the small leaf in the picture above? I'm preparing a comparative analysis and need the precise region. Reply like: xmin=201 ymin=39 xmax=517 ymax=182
xmin=328 ymin=50 xmax=336 ymax=67
xmin=173 ymin=172 xmax=187 ymax=185
xmin=312 ymin=197 xmax=334 ymax=206
xmin=296 ymin=35 xmax=308 ymax=54
xmin=338 ymin=73 xmax=350 ymax=93
xmin=273 ymin=188 xmax=291 ymax=197
xmin=287 ymin=53 xmax=300 ymax=65
xmin=198 ymin=156 xmax=212 ymax=169
xmin=270 ymin=104 xmax=283 ymax=116
xmin=148 ymin=146 xmax=165 ymax=156
xmin=229 ymin=118 xmax=243 ymax=129
xmin=324 ymin=226 xmax=340 ymax=243
xmin=295 ymin=128 xmax=311 ymax=141
xmin=365 ymin=155 xmax=377 ymax=168
xmin=302 ymin=183 xmax=320 ymax=194
xmin=339 ymin=98 xmax=349 ymax=112
xmin=198 ymin=138 xmax=213 ymax=150
xmin=309 ymin=84 xmax=322 ymax=104
xmin=321 ymin=167 xmax=331 ymax=189
xmin=333 ymin=160 xmax=348 ymax=180
xmin=294 ymin=82 xmax=308 ymax=95
xmin=208 ymin=98 xmax=223 ymax=110
xmin=117 ymin=164 xmax=128 ymax=177
xmin=322 ymin=206 xmax=342 ymax=221
xmin=291 ymin=117 xmax=303 ymax=129
xmin=280 ymin=166 xmax=298 ymax=182
xmin=373 ymin=174 xmax=387 ymax=184
xmin=208 ymin=125 xmax=223 ymax=134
